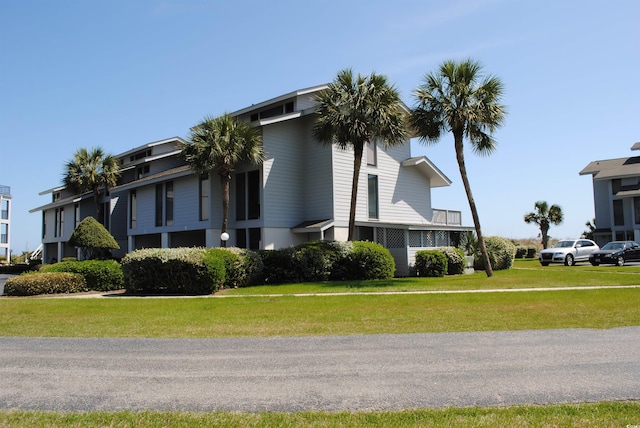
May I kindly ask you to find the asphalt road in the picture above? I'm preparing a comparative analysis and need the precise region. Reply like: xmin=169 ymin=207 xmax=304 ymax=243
xmin=1 ymin=327 xmax=639 ymax=412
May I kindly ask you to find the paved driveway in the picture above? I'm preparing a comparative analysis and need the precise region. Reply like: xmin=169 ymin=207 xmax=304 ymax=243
xmin=1 ymin=327 xmax=639 ymax=412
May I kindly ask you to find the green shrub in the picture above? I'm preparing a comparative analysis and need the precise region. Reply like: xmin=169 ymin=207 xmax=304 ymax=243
xmin=437 ymin=246 xmax=466 ymax=275
xmin=526 ymin=247 xmax=537 ymax=258
xmin=331 ymin=241 xmax=395 ymax=280
xmin=205 ymin=248 xmax=263 ymax=289
xmin=474 ymin=236 xmax=517 ymax=271
xmin=40 ymin=260 xmax=123 ymax=291
xmin=415 ymin=250 xmax=448 ymax=277
xmin=259 ymin=248 xmax=299 ymax=285
xmin=515 ymin=247 xmax=527 ymax=258
xmin=121 ymin=248 xmax=225 ymax=295
xmin=68 ymin=216 xmax=120 ymax=260
xmin=4 ymin=272 xmax=87 ymax=296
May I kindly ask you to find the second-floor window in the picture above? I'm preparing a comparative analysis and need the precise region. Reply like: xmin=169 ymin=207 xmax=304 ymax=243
xmin=55 ymin=207 xmax=64 ymax=237
xmin=0 ymin=223 xmax=7 ymax=244
xmin=236 ymin=170 xmax=260 ymax=221
xmin=130 ymin=190 xmax=137 ymax=229
xmin=1 ymin=199 xmax=8 ymax=220
xmin=613 ymin=199 xmax=624 ymax=226
xmin=155 ymin=182 xmax=174 ymax=227
xmin=200 ymin=174 xmax=209 ymax=221
xmin=368 ymin=175 xmax=379 ymax=219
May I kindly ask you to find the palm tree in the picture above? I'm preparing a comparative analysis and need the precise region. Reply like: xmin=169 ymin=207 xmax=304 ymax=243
xmin=64 ymin=147 xmax=121 ymax=223
xmin=524 ymin=201 xmax=564 ymax=249
xmin=410 ymin=59 xmax=506 ymax=277
xmin=313 ymin=68 xmax=408 ymax=240
xmin=179 ymin=113 xmax=264 ymax=247
xmin=582 ymin=218 xmax=596 ymax=240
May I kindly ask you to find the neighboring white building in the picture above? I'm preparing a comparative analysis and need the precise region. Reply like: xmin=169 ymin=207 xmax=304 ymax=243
xmin=31 ymin=85 xmax=473 ymax=275
xmin=0 ymin=185 xmax=10 ymax=262
xmin=580 ymin=142 xmax=640 ymax=246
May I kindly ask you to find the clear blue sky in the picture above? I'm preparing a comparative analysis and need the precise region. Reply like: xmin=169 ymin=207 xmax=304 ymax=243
xmin=1 ymin=0 xmax=638 ymax=254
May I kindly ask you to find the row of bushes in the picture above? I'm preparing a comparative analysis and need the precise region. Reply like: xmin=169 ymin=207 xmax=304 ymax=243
xmin=4 ymin=241 xmax=396 ymax=296
xmin=4 ymin=236 xmax=518 ymax=296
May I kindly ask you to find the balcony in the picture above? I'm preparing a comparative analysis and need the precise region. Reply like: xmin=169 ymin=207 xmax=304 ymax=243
xmin=432 ymin=209 xmax=462 ymax=226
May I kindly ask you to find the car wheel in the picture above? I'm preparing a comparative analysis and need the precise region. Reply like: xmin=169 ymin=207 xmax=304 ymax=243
xmin=564 ymin=254 xmax=575 ymax=266
xmin=541 ymin=262 xmax=549 ymax=266
xmin=617 ymin=256 xmax=625 ymax=266
xmin=590 ymin=261 xmax=599 ymax=266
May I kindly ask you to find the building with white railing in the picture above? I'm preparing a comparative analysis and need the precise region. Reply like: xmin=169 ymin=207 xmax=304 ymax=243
xmin=0 ymin=185 xmax=11 ymax=262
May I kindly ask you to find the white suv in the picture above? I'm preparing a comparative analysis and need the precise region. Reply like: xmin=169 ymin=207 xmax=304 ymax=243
xmin=538 ymin=239 xmax=600 ymax=266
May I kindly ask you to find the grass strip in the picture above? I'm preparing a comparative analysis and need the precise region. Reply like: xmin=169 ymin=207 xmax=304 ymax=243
xmin=0 ymin=401 xmax=639 ymax=427
xmin=1 ymin=288 xmax=638 ymax=338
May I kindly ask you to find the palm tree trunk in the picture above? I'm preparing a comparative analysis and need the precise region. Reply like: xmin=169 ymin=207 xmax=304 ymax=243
xmin=454 ymin=133 xmax=493 ymax=277
xmin=348 ymin=144 xmax=364 ymax=241
xmin=220 ymin=173 xmax=230 ymax=247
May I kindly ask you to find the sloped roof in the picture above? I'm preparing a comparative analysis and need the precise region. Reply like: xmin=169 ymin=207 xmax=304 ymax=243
xmin=401 ymin=156 xmax=451 ymax=188
xmin=579 ymin=156 xmax=640 ymax=179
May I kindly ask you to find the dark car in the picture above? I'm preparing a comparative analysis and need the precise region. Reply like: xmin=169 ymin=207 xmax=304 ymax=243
xmin=588 ymin=241 xmax=640 ymax=266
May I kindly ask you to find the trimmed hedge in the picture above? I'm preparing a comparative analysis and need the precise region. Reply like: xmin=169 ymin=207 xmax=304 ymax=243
xmin=4 ymin=272 xmax=87 ymax=296
xmin=206 ymin=247 xmax=263 ymax=289
xmin=331 ymin=241 xmax=395 ymax=281
xmin=121 ymin=248 xmax=225 ymax=295
xmin=40 ymin=260 xmax=123 ymax=291
xmin=474 ymin=236 xmax=517 ymax=271
xmin=415 ymin=250 xmax=448 ymax=277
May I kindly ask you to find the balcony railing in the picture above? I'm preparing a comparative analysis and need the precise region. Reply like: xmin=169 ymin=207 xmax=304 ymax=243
xmin=0 ymin=185 xmax=10 ymax=196
xmin=432 ymin=209 xmax=462 ymax=226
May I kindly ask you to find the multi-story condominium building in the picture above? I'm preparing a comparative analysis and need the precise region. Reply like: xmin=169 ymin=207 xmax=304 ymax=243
xmin=580 ymin=143 xmax=640 ymax=246
xmin=31 ymin=85 xmax=472 ymax=275
xmin=0 ymin=185 xmax=10 ymax=262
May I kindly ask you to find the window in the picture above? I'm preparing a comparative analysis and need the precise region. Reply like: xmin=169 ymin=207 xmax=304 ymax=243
xmin=130 ymin=190 xmax=137 ymax=228
xmin=248 ymin=170 xmax=260 ymax=220
xmin=366 ymin=141 xmax=377 ymax=166
xmin=249 ymin=228 xmax=261 ymax=250
xmin=613 ymin=199 xmax=624 ymax=226
xmin=74 ymin=203 xmax=80 ymax=228
xmin=1 ymin=199 xmax=8 ymax=220
xmin=156 ymin=182 xmax=174 ymax=226
xmin=155 ymin=184 xmax=163 ymax=226
xmin=236 ymin=170 xmax=260 ymax=220
xmin=55 ymin=208 xmax=64 ymax=237
xmin=634 ymin=197 xmax=640 ymax=225
xmin=0 ymin=223 xmax=7 ymax=244
xmin=200 ymin=174 xmax=209 ymax=221
xmin=368 ymin=175 xmax=379 ymax=219
xmin=250 ymin=101 xmax=295 ymax=121
xmin=612 ymin=179 xmax=622 ymax=194
xmin=236 ymin=228 xmax=247 ymax=249
xmin=136 ymin=165 xmax=150 ymax=179
xmin=165 ymin=182 xmax=174 ymax=226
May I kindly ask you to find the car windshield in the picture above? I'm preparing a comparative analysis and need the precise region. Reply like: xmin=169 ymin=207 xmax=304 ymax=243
xmin=554 ymin=241 xmax=576 ymax=248
xmin=601 ymin=242 xmax=625 ymax=251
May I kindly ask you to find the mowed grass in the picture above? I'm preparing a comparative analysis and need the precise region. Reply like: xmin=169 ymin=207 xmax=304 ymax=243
xmin=1 ymin=401 xmax=639 ymax=427
xmin=1 ymin=259 xmax=639 ymax=338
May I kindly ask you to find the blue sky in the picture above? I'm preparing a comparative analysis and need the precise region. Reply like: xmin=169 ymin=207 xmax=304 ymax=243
xmin=1 ymin=0 xmax=638 ymax=254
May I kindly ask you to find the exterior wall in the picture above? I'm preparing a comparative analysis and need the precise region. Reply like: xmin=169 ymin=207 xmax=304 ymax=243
xmin=0 ymin=186 xmax=10 ymax=261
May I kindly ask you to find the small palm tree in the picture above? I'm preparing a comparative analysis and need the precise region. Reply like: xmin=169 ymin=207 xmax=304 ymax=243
xmin=582 ymin=218 xmax=596 ymax=240
xmin=313 ymin=68 xmax=408 ymax=240
xmin=180 ymin=114 xmax=264 ymax=247
xmin=64 ymin=147 xmax=121 ymax=223
xmin=524 ymin=201 xmax=564 ymax=249
xmin=410 ymin=59 xmax=506 ymax=277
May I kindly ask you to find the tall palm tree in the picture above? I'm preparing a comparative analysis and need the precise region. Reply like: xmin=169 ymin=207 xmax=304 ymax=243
xmin=313 ymin=68 xmax=408 ymax=240
xmin=524 ymin=201 xmax=564 ymax=249
xmin=410 ymin=59 xmax=506 ymax=277
xmin=64 ymin=147 xmax=121 ymax=223
xmin=179 ymin=113 xmax=264 ymax=247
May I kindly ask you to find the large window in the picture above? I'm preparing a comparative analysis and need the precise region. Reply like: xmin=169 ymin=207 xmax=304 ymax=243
xmin=613 ymin=199 xmax=624 ymax=226
xmin=1 ymin=199 xmax=8 ymax=220
xmin=634 ymin=197 xmax=640 ymax=225
xmin=368 ymin=175 xmax=379 ymax=219
xmin=130 ymin=190 xmax=137 ymax=229
xmin=236 ymin=170 xmax=260 ymax=221
xmin=155 ymin=181 xmax=174 ymax=227
xmin=0 ymin=223 xmax=7 ymax=244
xmin=366 ymin=141 xmax=377 ymax=166
xmin=55 ymin=207 xmax=64 ymax=237
xmin=200 ymin=174 xmax=209 ymax=221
